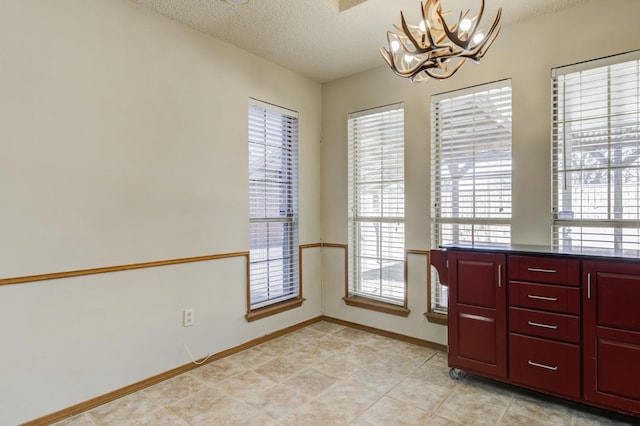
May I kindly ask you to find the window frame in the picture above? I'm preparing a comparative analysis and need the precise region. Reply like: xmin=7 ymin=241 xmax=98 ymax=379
xmin=246 ymin=99 xmax=303 ymax=321
xmin=345 ymin=103 xmax=409 ymax=316
xmin=430 ymin=80 xmax=513 ymax=317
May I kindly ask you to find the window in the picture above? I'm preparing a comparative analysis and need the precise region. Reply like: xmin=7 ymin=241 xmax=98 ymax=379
xmin=553 ymin=51 xmax=640 ymax=254
xmin=431 ymin=80 xmax=513 ymax=314
xmin=248 ymin=99 xmax=300 ymax=319
xmin=347 ymin=104 xmax=406 ymax=313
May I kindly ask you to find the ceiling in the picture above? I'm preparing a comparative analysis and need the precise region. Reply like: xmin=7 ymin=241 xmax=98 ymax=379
xmin=129 ymin=0 xmax=588 ymax=83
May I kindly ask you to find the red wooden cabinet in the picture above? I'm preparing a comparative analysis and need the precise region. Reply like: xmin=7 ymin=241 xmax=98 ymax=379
xmin=432 ymin=247 xmax=640 ymax=417
xmin=583 ymin=260 xmax=640 ymax=414
xmin=447 ymin=250 xmax=507 ymax=379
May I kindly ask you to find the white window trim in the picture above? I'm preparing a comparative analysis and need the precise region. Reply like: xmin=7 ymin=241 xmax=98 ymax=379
xmin=347 ymin=103 xmax=406 ymax=309
xmin=430 ymin=80 xmax=513 ymax=314
xmin=552 ymin=50 xmax=640 ymax=254
xmin=248 ymin=98 xmax=300 ymax=315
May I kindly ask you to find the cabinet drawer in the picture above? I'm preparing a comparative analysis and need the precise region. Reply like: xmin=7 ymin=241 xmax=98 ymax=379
xmin=509 ymin=307 xmax=580 ymax=343
xmin=509 ymin=281 xmax=580 ymax=314
xmin=509 ymin=255 xmax=580 ymax=286
xmin=510 ymin=333 xmax=581 ymax=399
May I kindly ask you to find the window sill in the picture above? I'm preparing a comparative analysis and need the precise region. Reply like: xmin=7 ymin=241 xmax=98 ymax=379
xmin=424 ymin=311 xmax=448 ymax=325
xmin=343 ymin=296 xmax=410 ymax=317
xmin=245 ymin=298 xmax=305 ymax=322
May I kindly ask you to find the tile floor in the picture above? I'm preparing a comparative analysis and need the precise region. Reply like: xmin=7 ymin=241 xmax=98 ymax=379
xmin=56 ymin=321 xmax=637 ymax=425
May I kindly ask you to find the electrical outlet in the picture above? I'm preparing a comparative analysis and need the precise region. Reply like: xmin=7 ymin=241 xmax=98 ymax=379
xmin=183 ymin=308 xmax=194 ymax=327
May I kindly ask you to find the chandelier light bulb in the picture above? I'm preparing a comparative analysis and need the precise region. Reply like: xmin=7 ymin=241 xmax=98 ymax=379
xmin=459 ymin=18 xmax=472 ymax=32
xmin=473 ymin=33 xmax=485 ymax=44
xmin=419 ymin=20 xmax=427 ymax=32
xmin=391 ymin=40 xmax=401 ymax=51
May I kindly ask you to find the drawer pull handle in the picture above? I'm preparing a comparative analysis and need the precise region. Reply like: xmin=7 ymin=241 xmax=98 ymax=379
xmin=527 ymin=267 xmax=557 ymax=274
xmin=528 ymin=360 xmax=558 ymax=371
xmin=527 ymin=294 xmax=558 ymax=302
xmin=528 ymin=321 xmax=558 ymax=330
xmin=460 ymin=313 xmax=493 ymax=322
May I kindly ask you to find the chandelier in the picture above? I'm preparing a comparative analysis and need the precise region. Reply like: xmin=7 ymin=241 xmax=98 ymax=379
xmin=380 ymin=0 xmax=502 ymax=83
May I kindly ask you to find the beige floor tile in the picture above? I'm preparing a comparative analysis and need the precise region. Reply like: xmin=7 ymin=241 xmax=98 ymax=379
xmin=358 ymin=396 xmax=431 ymax=426
xmin=253 ymin=355 xmax=306 ymax=382
xmin=125 ymin=407 xmax=190 ymax=426
xmin=425 ymin=414 xmax=465 ymax=425
xmin=507 ymin=393 xmax=574 ymax=426
xmin=351 ymin=363 xmax=406 ymax=393
xmin=338 ymin=343 xmax=380 ymax=362
xmin=215 ymin=370 xmax=277 ymax=400
xmin=369 ymin=352 xmax=426 ymax=376
xmin=142 ymin=373 xmax=208 ymax=406
xmin=456 ymin=376 xmax=513 ymax=407
xmin=282 ymin=343 xmax=332 ymax=366
xmin=435 ymin=389 xmax=509 ymax=426
xmin=498 ymin=410 xmax=553 ymax=426
xmin=280 ymin=399 xmax=359 ymax=426
xmin=226 ymin=346 xmax=273 ymax=367
xmin=165 ymin=387 xmax=225 ymax=424
xmin=87 ymin=391 xmax=162 ymax=425
xmin=283 ymin=367 xmax=337 ymax=397
xmin=306 ymin=320 xmax=345 ymax=334
xmin=53 ymin=413 xmax=97 ymax=426
xmin=335 ymin=327 xmax=378 ymax=344
xmin=287 ymin=327 xmax=329 ymax=345
xmin=257 ymin=335 xmax=305 ymax=357
xmin=425 ymin=351 xmax=449 ymax=368
xmin=350 ymin=418 xmax=375 ymax=426
xmin=364 ymin=334 xmax=403 ymax=352
xmin=189 ymin=356 xmax=247 ymax=384
xmin=387 ymin=377 xmax=451 ymax=412
xmin=244 ymin=383 xmax=310 ymax=420
xmin=410 ymin=362 xmax=462 ymax=390
xmin=393 ymin=341 xmax=438 ymax=363
xmin=315 ymin=351 xmax=363 ymax=379
xmin=314 ymin=378 xmax=382 ymax=419
xmin=191 ymin=395 xmax=277 ymax=426
xmin=316 ymin=334 xmax=354 ymax=353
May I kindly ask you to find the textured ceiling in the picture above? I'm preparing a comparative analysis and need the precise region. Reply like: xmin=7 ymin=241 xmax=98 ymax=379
xmin=129 ymin=0 xmax=588 ymax=83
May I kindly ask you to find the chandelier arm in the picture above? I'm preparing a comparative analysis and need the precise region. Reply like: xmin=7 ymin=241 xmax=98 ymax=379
xmin=437 ymin=9 xmax=471 ymax=50
xmin=400 ymin=11 xmax=423 ymax=52
xmin=424 ymin=59 xmax=466 ymax=80
xmin=420 ymin=1 xmax=438 ymax=48
xmin=461 ymin=25 xmax=500 ymax=60
xmin=466 ymin=0 xmax=485 ymax=42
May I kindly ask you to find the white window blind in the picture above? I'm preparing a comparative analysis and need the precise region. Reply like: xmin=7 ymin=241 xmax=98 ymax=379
xmin=348 ymin=104 xmax=405 ymax=306
xmin=431 ymin=80 xmax=512 ymax=312
xmin=553 ymin=51 xmax=640 ymax=254
xmin=248 ymin=99 xmax=299 ymax=310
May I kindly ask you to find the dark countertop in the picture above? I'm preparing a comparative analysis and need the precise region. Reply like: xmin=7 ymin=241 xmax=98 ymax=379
xmin=440 ymin=243 xmax=640 ymax=262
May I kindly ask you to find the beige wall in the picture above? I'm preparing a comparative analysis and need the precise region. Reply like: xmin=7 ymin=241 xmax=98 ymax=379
xmin=320 ymin=0 xmax=640 ymax=344
xmin=0 ymin=0 xmax=322 ymax=424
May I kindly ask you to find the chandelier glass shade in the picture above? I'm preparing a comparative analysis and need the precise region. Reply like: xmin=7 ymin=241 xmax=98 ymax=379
xmin=380 ymin=0 xmax=501 ymax=83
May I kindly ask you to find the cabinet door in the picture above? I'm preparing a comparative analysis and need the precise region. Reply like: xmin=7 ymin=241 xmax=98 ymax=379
xmin=448 ymin=251 xmax=507 ymax=379
xmin=583 ymin=260 xmax=640 ymax=415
